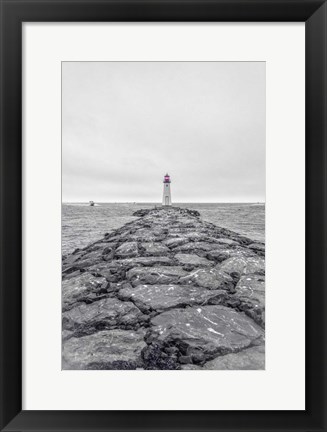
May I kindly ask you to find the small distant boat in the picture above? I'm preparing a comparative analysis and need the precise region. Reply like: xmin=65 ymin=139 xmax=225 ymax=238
xmin=89 ymin=201 xmax=95 ymax=206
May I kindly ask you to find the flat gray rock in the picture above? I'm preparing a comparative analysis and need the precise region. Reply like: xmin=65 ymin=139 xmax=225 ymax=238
xmin=174 ymin=253 xmax=212 ymax=267
xmin=62 ymin=273 xmax=108 ymax=311
xmin=182 ymin=232 xmax=213 ymax=241
xmin=129 ymin=228 xmax=164 ymax=242
xmin=115 ymin=242 xmax=139 ymax=258
xmin=141 ymin=242 xmax=170 ymax=256
xmin=202 ymin=345 xmax=265 ymax=370
xmin=87 ymin=262 xmax=115 ymax=279
xmin=62 ymin=250 xmax=86 ymax=272
xmin=206 ymin=247 xmax=256 ymax=262
xmin=62 ymin=329 xmax=146 ymax=370
xmin=173 ymin=242 xmax=218 ymax=252
xmin=215 ymin=238 xmax=240 ymax=246
xmin=120 ymin=256 xmax=173 ymax=267
xmin=248 ymin=242 xmax=265 ymax=252
xmin=64 ymin=250 xmax=104 ymax=270
xmin=163 ymin=237 xmax=189 ymax=248
xmin=126 ymin=266 xmax=188 ymax=286
xmin=218 ymin=256 xmax=265 ymax=275
xmin=179 ymin=268 xmax=234 ymax=291
xmin=91 ymin=256 xmax=173 ymax=274
xmin=62 ymin=297 xmax=147 ymax=335
xmin=118 ymin=284 xmax=227 ymax=311
xmin=151 ymin=305 xmax=264 ymax=362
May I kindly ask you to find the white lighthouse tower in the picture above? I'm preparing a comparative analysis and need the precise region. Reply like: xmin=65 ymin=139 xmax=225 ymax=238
xmin=162 ymin=173 xmax=172 ymax=206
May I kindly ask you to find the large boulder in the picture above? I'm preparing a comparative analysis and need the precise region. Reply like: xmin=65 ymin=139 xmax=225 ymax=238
xmin=116 ymin=256 xmax=173 ymax=267
xmin=179 ymin=268 xmax=234 ymax=291
xmin=126 ymin=266 xmax=187 ymax=286
xmin=151 ymin=305 xmax=264 ymax=363
xmin=173 ymin=242 xmax=218 ymax=252
xmin=115 ymin=242 xmax=139 ymax=258
xmin=174 ymin=253 xmax=212 ymax=267
xmin=118 ymin=284 xmax=228 ymax=312
xmin=248 ymin=242 xmax=265 ymax=252
xmin=87 ymin=262 xmax=116 ymax=279
xmin=206 ymin=247 xmax=256 ymax=263
xmin=62 ymin=272 xmax=108 ymax=311
xmin=202 ymin=345 xmax=265 ymax=370
xmin=163 ymin=237 xmax=189 ymax=248
xmin=181 ymin=345 xmax=265 ymax=370
xmin=141 ymin=242 xmax=170 ymax=256
xmin=129 ymin=228 xmax=165 ymax=242
xmin=63 ymin=249 xmax=104 ymax=271
xmin=62 ymin=297 xmax=147 ymax=336
xmin=218 ymin=256 xmax=265 ymax=275
xmin=62 ymin=329 xmax=146 ymax=370
xmin=215 ymin=238 xmax=240 ymax=246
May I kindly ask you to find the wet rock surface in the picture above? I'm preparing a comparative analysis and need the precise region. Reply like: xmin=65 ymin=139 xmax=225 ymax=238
xmin=62 ymin=206 xmax=265 ymax=369
xmin=118 ymin=284 xmax=227 ymax=312
xmin=181 ymin=345 xmax=265 ymax=370
xmin=63 ymin=329 xmax=147 ymax=369
xmin=149 ymin=306 xmax=264 ymax=365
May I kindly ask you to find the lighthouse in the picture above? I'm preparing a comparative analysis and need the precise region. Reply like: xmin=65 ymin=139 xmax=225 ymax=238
xmin=162 ymin=173 xmax=172 ymax=206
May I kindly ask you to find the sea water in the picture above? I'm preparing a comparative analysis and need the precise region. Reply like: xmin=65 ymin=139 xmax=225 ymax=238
xmin=62 ymin=203 xmax=265 ymax=256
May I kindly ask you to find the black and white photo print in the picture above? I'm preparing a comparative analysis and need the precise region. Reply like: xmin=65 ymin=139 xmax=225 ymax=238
xmin=62 ymin=62 xmax=265 ymax=370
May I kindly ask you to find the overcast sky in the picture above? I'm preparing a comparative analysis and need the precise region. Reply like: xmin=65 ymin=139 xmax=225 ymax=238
xmin=62 ymin=62 xmax=265 ymax=203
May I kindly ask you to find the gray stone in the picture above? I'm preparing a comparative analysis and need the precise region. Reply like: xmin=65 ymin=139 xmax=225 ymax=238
xmin=248 ymin=242 xmax=265 ymax=252
xmin=202 ymin=345 xmax=265 ymax=370
xmin=68 ymin=250 xmax=103 ymax=270
xmin=233 ymin=274 xmax=265 ymax=326
xmin=182 ymin=232 xmax=212 ymax=241
xmin=63 ymin=270 xmax=82 ymax=280
xmin=215 ymin=238 xmax=239 ymax=246
xmin=62 ymin=297 xmax=147 ymax=335
xmin=118 ymin=284 xmax=228 ymax=311
xmin=151 ymin=306 xmax=264 ymax=360
xmin=174 ymin=253 xmax=212 ymax=267
xmin=129 ymin=228 xmax=164 ymax=242
xmin=207 ymin=248 xmax=257 ymax=261
xmin=118 ymin=256 xmax=173 ymax=267
xmin=141 ymin=242 xmax=170 ymax=256
xmin=180 ymin=364 xmax=201 ymax=370
xmin=218 ymin=256 xmax=265 ymax=275
xmin=87 ymin=262 xmax=114 ymax=279
xmin=163 ymin=237 xmax=189 ymax=248
xmin=115 ymin=242 xmax=139 ymax=258
xmin=126 ymin=266 xmax=187 ymax=286
xmin=62 ymin=273 xmax=108 ymax=311
xmin=179 ymin=268 xmax=234 ymax=291
xmin=179 ymin=355 xmax=192 ymax=364
xmin=62 ymin=251 xmax=86 ymax=271
xmin=62 ymin=329 xmax=146 ymax=370
xmin=173 ymin=242 xmax=218 ymax=252
xmin=62 ymin=329 xmax=74 ymax=341
xmin=206 ymin=250 xmax=231 ymax=262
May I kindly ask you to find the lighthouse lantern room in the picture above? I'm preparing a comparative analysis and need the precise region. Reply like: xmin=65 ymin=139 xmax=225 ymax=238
xmin=162 ymin=173 xmax=172 ymax=206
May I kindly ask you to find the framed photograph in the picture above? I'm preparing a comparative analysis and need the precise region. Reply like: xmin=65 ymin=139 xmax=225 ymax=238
xmin=0 ymin=0 xmax=326 ymax=431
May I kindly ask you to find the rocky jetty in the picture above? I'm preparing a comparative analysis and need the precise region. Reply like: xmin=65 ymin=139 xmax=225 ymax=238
xmin=62 ymin=207 xmax=265 ymax=370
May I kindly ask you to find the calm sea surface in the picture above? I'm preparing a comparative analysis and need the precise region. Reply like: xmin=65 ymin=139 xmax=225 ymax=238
xmin=62 ymin=203 xmax=265 ymax=256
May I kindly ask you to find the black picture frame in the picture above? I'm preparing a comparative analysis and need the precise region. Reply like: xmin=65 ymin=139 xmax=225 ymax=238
xmin=0 ymin=0 xmax=326 ymax=431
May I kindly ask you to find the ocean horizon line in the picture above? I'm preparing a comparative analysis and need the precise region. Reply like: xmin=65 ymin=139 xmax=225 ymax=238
xmin=62 ymin=201 xmax=266 ymax=205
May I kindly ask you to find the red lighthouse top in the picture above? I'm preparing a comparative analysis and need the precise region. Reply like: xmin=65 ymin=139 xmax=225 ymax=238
xmin=163 ymin=173 xmax=171 ymax=183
